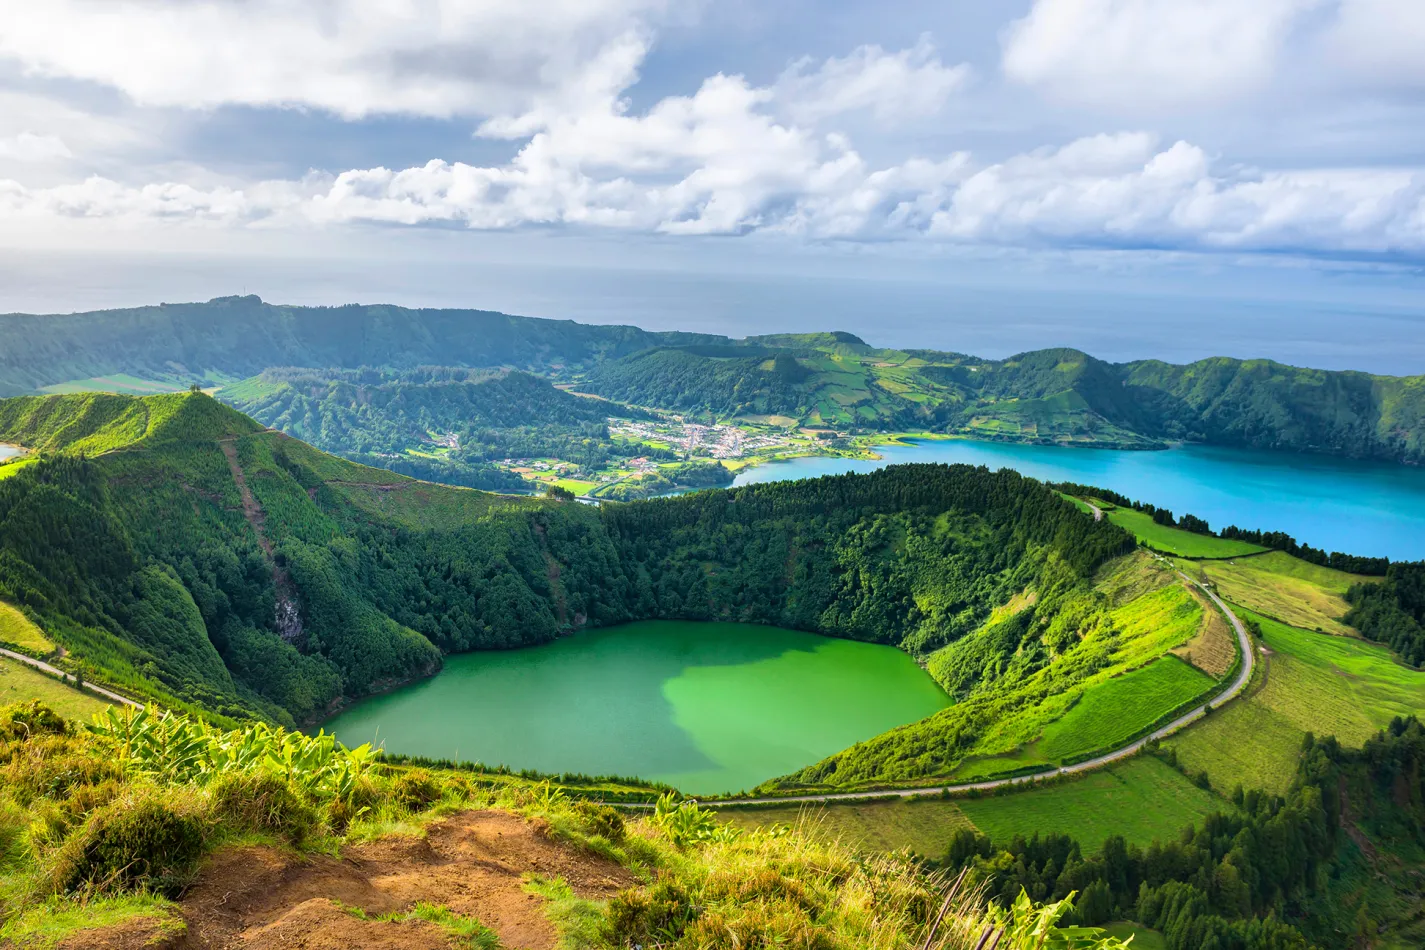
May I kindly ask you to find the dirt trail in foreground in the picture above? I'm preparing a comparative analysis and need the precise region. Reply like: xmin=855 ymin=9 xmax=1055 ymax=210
xmin=64 ymin=810 xmax=634 ymax=950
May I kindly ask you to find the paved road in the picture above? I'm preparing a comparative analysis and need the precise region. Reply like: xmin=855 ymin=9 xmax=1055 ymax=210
xmin=700 ymin=573 xmax=1253 ymax=808
xmin=1084 ymin=500 xmax=1104 ymax=522
xmin=0 ymin=646 xmax=141 ymax=708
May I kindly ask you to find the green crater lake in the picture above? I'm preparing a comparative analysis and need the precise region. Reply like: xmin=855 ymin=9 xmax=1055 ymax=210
xmin=322 ymin=621 xmax=951 ymax=795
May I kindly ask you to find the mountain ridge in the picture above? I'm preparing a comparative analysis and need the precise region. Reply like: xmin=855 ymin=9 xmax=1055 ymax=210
xmin=4 ymin=296 xmax=1425 ymax=463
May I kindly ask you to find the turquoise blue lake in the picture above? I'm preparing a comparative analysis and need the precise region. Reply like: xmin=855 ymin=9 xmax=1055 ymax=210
xmin=733 ymin=440 xmax=1425 ymax=561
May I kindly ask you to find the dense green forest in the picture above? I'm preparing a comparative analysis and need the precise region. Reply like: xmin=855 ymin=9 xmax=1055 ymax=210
xmin=219 ymin=366 xmax=655 ymax=490
xmin=0 ymin=392 xmax=1128 ymax=747
xmin=945 ymin=718 xmax=1425 ymax=950
xmin=5 ymin=296 xmax=1425 ymax=464
xmin=1345 ymin=563 xmax=1425 ymax=666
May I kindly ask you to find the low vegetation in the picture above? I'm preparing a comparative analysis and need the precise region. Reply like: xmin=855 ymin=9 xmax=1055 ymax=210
xmin=1105 ymin=506 xmax=1265 ymax=558
xmin=958 ymin=755 xmax=1223 ymax=849
xmin=0 ymin=658 xmax=110 ymax=722
xmin=0 ymin=700 xmax=1135 ymax=949
xmin=1188 ymin=551 xmax=1366 ymax=636
xmin=1168 ymin=608 xmax=1425 ymax=793
xmin=0 ymin=601 xmax=51 ymax=654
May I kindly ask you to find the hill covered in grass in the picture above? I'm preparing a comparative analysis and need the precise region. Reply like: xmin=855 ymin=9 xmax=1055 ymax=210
xmin=5 ymin=296 xmax=1425 ymax=463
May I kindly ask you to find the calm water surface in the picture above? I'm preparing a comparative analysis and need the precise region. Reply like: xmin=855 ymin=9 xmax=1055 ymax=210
xmin=0 ymin=445 xmax=22 ymax=462
xmin=734 ymin=440 xmax=1425 ymax=561
xmin=323 ymin=620 xmax=950 ymax=794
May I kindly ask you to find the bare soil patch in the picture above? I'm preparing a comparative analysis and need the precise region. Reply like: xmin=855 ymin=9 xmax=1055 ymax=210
xmin=79 ymin=810 xmax=633 ymax=950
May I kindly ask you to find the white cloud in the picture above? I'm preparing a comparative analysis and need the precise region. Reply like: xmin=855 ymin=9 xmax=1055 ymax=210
xmin=929 ymin=134 xmax=1424 ymax=253
xmin=4 ymin=129 xmax=1422 ymax=258
xmin=775 ymin=36 xmax=970 ymax=126
xmin=0 ymin=132 xmax=72 ymax=162
xmin=1002 ymin=0 xmax=1316 ymax=109
xmin=1328 ymin=0 xmax=1425 ymax=88
xmin=0 ymin=0 xmax=671 ymax=119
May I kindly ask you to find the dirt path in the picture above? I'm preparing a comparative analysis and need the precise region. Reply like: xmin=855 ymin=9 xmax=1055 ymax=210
xmin=700 ymin=573 xmax=1254 ymax=808
xmin=1085 ymin=500 xmax=1104 ymax=521
xmin=70 ymin=810 xmax=634 ymax=950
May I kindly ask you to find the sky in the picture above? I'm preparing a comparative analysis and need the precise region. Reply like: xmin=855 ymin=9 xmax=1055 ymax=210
xmin=1 ymin=1 xmax=1423 ymax=370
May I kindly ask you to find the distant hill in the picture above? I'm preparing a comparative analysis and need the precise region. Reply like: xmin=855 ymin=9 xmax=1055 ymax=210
xmin=4 ymin=296 xmax=1425 ymax=463
xmin=0 ymin=295 xmax=721 ymax=396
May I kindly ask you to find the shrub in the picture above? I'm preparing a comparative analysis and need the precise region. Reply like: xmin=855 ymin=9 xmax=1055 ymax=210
xmin=0 ymin=702 xmax=68 ymax=742
xmin=607 ymin=878 xmax=702 ymax=946
xmin=573 ymin=800 xmax=625 ymax=842
xmin=49 ymin=788 xmax=207 ymax=895
xmin=208 ymin=771 xmax=319 ymax=844
xmin=327 ymin=775 xmax=380 ymax=832
xmin=390 ymin=769 xmax=442 ymax=812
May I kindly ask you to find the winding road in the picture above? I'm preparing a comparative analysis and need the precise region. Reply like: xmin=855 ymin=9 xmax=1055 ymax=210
xmin=701 ymin=573 xmax=1254 ymax=808
xmin=0 ymin=646 xmax=141 ymax=709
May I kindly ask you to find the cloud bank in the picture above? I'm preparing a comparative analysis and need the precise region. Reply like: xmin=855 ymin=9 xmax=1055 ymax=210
xmin=0 ymin=0 xmax=1423 ymax=261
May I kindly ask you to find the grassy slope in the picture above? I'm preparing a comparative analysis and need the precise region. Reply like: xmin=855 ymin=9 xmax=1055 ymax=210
xmin=729 ymin=755 xmax=1222 ymax=856
xmin=1167 ymin=609 xmax=1425 ymax=793
xmin=1102 ymin=922 xmax=1168 ymax=950
xmin=1035 ymin=657 xmax=1213 ymax=763
xmin=1188 ymin=550 xmax=1370 ymax=635
xmin=959 ymin=756 xmax=1224 ymax=849
xmin=1105 ymin=506 xmax=1265 ymax=557
xmin=947 ymin=571 xmax=1211 ymax=781
xmin=0 ymin=602 xmax=52 ymax=653
xmin=0 ymin=658 xmax=112 ymax=720
xmin=722 ymin=799 xmax=977 ymax=857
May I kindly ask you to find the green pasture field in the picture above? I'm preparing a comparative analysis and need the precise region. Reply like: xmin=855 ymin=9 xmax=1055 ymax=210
xmin=720 ymin=798 xmax=976 ymax=857
xmin=1102 ymin=923 xmax=1167 ymax=950
xmin=0 ymin=656 xmax=112 ymax=721
xmin=1167 ymin=608 xmax=1425 ymax=793
xmin=1035 ymin=656 xmax=1215 ymax=764
xmin=0 ymin=601 xmax=52 ymax=653
xmin=0 ymin=458 xmax=35 ymax=481
xmin=1190 ymin=551 xmax=1370 ymax=636
xmin=1058 ymin=491 xmax=1097 ymax=516
xmin=1106 ymin=507 xmax=1265 ymax=558
xmin=725 ymin=755 xmax=1222 ymax=856
xmin=958 ymin=755 xmax=1224 ymax=849
xmin=1108 ymin=582 xmax=1208 ymax=669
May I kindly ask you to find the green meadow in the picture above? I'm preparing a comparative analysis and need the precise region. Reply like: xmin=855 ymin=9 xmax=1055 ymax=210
xmin=1035 ymin=657 xmax=1214 ymax=763
xmin=1105 ymin=506 xmax=1265 ymax=558
xmin=0 ymin=656 xmax=112 ymax=720
xmin=1168 ymin=608 xmax=1425 ymax=793
xmin=1190 ymin=551 xmax=1370 ymax=636
xmin=0 ymin=601 xmax=52 ymax=653
xmin=958 ymin=755 xmax=1225 ymax=849
xmin=726 ymin=754 xmax=1224 ymax=856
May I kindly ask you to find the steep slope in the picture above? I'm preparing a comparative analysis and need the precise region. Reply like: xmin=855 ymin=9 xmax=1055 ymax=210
xmin=1122 ymin=356 xmax=1425 ymax=460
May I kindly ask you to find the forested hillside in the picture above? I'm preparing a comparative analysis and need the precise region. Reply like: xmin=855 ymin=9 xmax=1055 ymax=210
xmin=219 ymin=367 xmax=652 ymax=491
xmin=5 ymin=296 xmax=1425 ymax=464
xmin=0 ymin=392 xmax=1129 ymax=745
xmin=0 ymin=295 xmax=717 ymax=395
